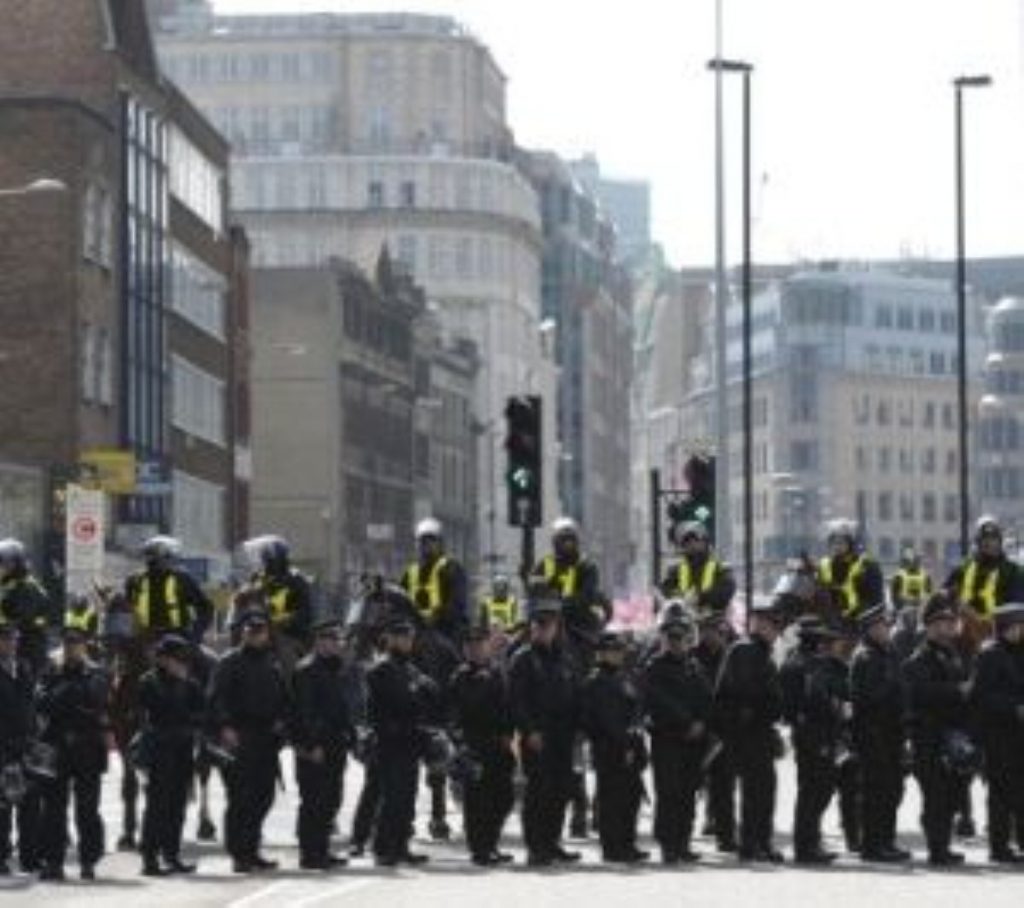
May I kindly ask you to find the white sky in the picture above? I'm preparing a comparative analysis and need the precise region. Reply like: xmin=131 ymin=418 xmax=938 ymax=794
xmin=212 ymin=0 xmax=1024 ymax=268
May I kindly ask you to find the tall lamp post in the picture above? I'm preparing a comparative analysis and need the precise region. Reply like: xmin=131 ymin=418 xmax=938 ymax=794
xmin=954 ymin=73 xmax=991 ymax=557
xmin=708 ymin=57 xmax=754 ymax=609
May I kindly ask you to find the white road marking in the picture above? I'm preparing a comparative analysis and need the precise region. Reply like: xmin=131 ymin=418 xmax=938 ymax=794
xmin=289 ymin=879 xmax=377 ymax=907
xmin=225 ymin=879 xmax=295 ymax=908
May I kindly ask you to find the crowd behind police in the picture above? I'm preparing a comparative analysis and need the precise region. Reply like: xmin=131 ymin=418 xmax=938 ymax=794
xmin=3 ymin=509 xmax=1024 ymax=883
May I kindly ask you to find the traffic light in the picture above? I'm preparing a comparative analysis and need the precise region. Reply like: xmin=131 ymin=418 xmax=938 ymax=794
xmin=504 ymin=395 xmax=542 ymax=528
xmin=667 ymin=454 xmax=716 ymax=545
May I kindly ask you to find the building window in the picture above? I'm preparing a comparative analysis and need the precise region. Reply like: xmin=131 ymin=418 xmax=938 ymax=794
xmin=946 ymin=449 xmax=957 ymax=474
xmin=82 ymin=181 xmax=113 ymax=267
xmin=878 ymin=491 xmax=893 ymax=522
xmin=80 ymin=323 xmax=95 ymax=403
xmin=922 ymin=447 xmax=936 ymax=474
xmin=929 ymin=352 xmax=946 ymax=375
xmin=922 ymin=492 xmax=937 ymax=523
xmin=168 ymin=126 xmax=224 ymax=233
xmin=940 ymin=310 xmax=957 ymax=333
xmin=400 ymin=180 xmax=416 ymax=208
xmin=943 ymin=494 xmax=958 ymax=523
xmin=919 ymin=308 xmax=936 ymax=331
xmin=790 ymin=440 xmax=818 ymax=470
xmin=172 ymin=470 xmax=224 ymax=554
xmin=170 ymin=243 xmax=226 ymax=338
xmin=396 ymin=234 xmax=417 ymax=273
xmin=877 ymin=446 xmax=891 ymax=473
xmin=367 ymin=180 xmax=384 ymax=208
xmin=899 ymin=493 xmax=914 ymax=521
xmin=875 ymin=305 xmax=893 ymax=328
xmin=172 ymin=355 xmax=225 ymax=446
xmin=923 ymin=401 xmax=936 ymax=428
xmin=898 ymin=448 xmax=913 ymax=473
xmin=877 ymin=400 xmax=891 ymax=426
xmin=942 ymin=403 xmax=954 ymax=429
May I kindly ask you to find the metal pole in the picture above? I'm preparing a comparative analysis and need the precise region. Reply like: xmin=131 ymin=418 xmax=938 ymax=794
xmin=742 ymin=68 xmax=754 ymax=607
xmin=651 ymin=467 xmax=662 ymax=588
xmin=955 ymin=84 xmax=969 ymax=558
xmin=713 ymin=0 xmax=731 ymax=560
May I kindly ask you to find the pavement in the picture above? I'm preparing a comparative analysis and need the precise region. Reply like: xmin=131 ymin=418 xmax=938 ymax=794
xmin=2 ymin=755 xmax=1023 ymax=907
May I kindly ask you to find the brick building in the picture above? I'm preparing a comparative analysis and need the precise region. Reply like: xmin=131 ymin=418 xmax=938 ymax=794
xmin=0 ymin=0 xmax=249 ymax=578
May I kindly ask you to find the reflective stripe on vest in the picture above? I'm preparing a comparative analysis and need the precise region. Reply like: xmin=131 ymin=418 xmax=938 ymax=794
xmin=677 ymin=558 xmax=719 ymax=595
xmin=542 ymin=555 xmax=578 ymax=598
xmin=961 ymin=560 xmax=999 ymax=616
xmin=819 ymin=555 xmax=866 ymax=616
xmin=408 ymin=557 xmax=449 ymax=621
xmin=257 ymin=574 xmax=292 ymax=624
xmin=134 ymin=575 xmax=182 ymax=629
xmin=484 ymin=595 xmax=519 ymax=629
xmin=64 ymin=607 xmax=96 ymax=633
xmin=897 ymin=568 xmax=928 ymax=601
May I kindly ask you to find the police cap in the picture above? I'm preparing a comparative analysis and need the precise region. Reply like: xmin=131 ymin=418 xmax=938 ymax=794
xmin=922 ymin=592 xmax=957 ymax=625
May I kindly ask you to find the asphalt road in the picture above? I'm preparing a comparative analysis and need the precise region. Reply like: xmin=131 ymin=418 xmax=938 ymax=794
xmin=3 ymin=756 xmax=1022 ymax=907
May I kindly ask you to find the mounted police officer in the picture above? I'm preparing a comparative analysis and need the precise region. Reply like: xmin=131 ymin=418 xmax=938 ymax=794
xmin=902 ymin=592 xmax=973 ymax=865
xmin=63 ymin=593 xmax=99 ymax=641
xmin=714 ymin=597 xmax=786 ymax=863
xmin=209 ymin=608 xmax=290 ymax=874
xmin=815 ymin=519 xmax=884 ymax=626
xmin=400 ymin=517 xmax=467 ymax=841
xmin=0 ymin=538 xmax=53 ymax=674
xmin=643 ymin=602 xmax=713 ymax=864
xmin=481 ymin=574 xmax=520 ymax=634
xmin=890 ymin=547 xmax=933 ymax=613
xmin=236 ymin=535 xmax=313 ymax=678
xmin=509 ymin=587 xmax=582 ymax=867
xmin=124 ymin=536 xmax=213 ymax=646
xmin=945 ymin=516 xmax=1022 ymax=622
xmin=970 ymin=602 xmax=1024 ymax=864
xmin=850 ymin=604 xmax=910 ymax=863
xmin=0 ymin=617 xmax=39 ymax=875
xmin=36 ymin=625 xmax=113 ymax=881
xmin=447 ymin=611 xmax=515 ymax=866
xmin=660 ymin=521 xmax=736 ymax=616
xmin=137 ymin=634 xmax=204 ymax=877
xmin=292 ymin=616 xmax=354 ymax=871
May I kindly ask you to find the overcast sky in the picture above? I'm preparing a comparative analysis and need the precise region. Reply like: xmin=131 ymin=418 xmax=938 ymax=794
xmin=213 ymin=0 xmax=1023 ymax=268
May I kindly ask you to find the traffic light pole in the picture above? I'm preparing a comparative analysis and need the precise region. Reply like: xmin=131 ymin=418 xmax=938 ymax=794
xmin=519 ymin=523 xmax=535 ymax=589
xmin=650 ymin=467 xmax=662 ymax=589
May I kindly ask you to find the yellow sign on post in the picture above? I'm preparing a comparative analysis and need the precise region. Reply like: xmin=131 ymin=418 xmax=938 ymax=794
xmin=79 ymin=449 xmax=137 ymax=494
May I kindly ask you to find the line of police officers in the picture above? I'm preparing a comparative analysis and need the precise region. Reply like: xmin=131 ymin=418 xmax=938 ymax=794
xmin=3 ymin=510 xmax=1024 ymax=882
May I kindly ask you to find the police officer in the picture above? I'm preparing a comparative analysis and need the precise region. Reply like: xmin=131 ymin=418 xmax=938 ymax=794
xmin=237 ymin=535 xmax=313 ymax=677
xmin=36 ymin=625 xmax=113 ymax=881
xmin=890 ymin=547 xmax=933 ymax=613
xmin=850 ymin=604 xmax=910 ymax=863
xmin=292 ymin=617 xmax=354 ymax=871
xmin=209 ymin=608 xmax=290 ymax=873
xmin=970 ymin=602 xmax=1024 ymax=863
xmin=64 ymin=593 xmax=99 ymax=640
xmin=643 ymin=603 xmax=713 ymax=864
xmin=0 ymin=538 xmax=53 ymax=674
xmin=447 ymin=612 xmax=515 ymax=866
xmin=582 ymin=630 xmax=648 ymax=864
xmin=400 ymin=518 xmax=468 ymax=841
xmin=902 ymin=592 xmax=972 ymax=865
xmin=694 ymin=606 xmax=737 ymax=852
xmin=945 ymin=516 xmax=1022 ymax=621
xmin=367 ymin=615 xmax=437 ymax=867
xmin=816 ymin=519 xmax=884 ymax=625
xmin=482 ymin=575 xmax=520 ymax=633
xmin=714 ymin=598 xmax=786 ymax=863
xmin=782 ymin=618 xmax=847 ymax=864
xmin=508 ymin=589 xmax=582 ymax=867
xmin=0 ymin=618 xmax=38 ymax=875
xmin=660 ymin=521 xmax=736 ymax=615
xmin=125 ymin=536 xmax=213 ymax=645
xmin=137 ymin=634 xmax=204 ymax=876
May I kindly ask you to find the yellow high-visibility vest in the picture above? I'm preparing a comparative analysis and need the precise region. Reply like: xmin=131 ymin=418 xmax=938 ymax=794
xmin=484 ymin=594 xmax=519 ymax=629
xmin=64 ymin=606 xmax=97 ymax=634
xmin=960 ymin=560 xmax=999 ymax=616
xmin=255 ymin=574 xmax=292 ymax=625
xmin=896 ymin=568 xmax=929 ymax=602
xmin=819 ymin=555 xmax=866 ymax=617
xmin=542 ymin=555 xmax=578 ymax=598
xmin=133 ymin=574 xmax=182 ymax=629
xmin=676 ymin=558 xmax=719 ymax=595
xmin=407 ymin=557 xmax=449 ymax=621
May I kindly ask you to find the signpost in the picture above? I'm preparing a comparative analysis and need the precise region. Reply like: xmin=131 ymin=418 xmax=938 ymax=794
xmin=65 ymin=484 xmax=104 ymax=595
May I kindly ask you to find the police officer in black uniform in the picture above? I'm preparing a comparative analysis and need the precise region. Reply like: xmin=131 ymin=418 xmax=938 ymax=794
xmin=643 ymin=603 xmax=713 ymax=864
xmin=970 ymin=602 xmax=1024 ymax=864
xmin=782 ymin=617 xmax=847 ymax=864
xmin=209 ymin=608 xmax=290 ymax=873
xmin=292 ymin=617 xmax=354 ymax=871
xmin=902 ymin=592 xmax=972 ymax=865
xmin=447 ymin=613 xmax=515 ymax=866
xmin=367 ymin=615 xmax=437 ymax=867
xmin=0 ymin=618 xmax=38 ymax=875
xmin=714 ymin=598 xmax=786 ymax=863
xmin=137 ymin=634 xmax=204 ymax=876
xmin=850 ymin=604 xmax=911 ymax=863
xmin=36 ymin=625 xmax=113 ymax=881
xmin=509 ymin=588 xmax=582 ymax=867
xmin=582 ymin=629 xmax=648 ymax=864
xmin=0 ymin=539 xmax=53 ymax=674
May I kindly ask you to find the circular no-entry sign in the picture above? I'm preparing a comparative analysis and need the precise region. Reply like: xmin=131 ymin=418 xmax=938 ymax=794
xmin=71 ymin=516 xmax=98 ymax=543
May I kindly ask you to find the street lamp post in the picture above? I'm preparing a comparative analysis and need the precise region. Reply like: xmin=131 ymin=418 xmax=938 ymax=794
xmin=954 ymin=73 xmax=991 ymax=557
xmin=709 ymin=57 xmax=754 ymax=607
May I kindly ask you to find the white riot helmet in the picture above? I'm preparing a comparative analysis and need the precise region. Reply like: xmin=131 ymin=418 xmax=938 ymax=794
xmin=141 ymin=535 xmax=182 ymax=563
xmin=415 ymin=517 xmax=443 ymax=541
xmin=824 ymin=518 xmax=858 ymax=545
xmin=550 ymin=516 xmax=580 ymax=542
xmin=0 ymin=538 xmax=26 ymax=572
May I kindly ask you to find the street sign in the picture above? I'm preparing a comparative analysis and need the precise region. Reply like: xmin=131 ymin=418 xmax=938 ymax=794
xmin=65 ymin=484 xmax=104 ymax=594
xmin=135 ymin=458 xmax=172 ymax=496
xmin=79 ymin=449 xmax=137 ymax=494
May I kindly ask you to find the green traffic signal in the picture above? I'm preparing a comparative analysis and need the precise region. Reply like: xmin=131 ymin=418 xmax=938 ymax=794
xmin=508 ymin=466 xmax=536 ymax=493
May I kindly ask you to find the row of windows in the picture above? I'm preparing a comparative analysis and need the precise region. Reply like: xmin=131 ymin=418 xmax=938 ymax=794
xmin=168 ymin=126 xmax=224 ymax=233
xmin=856 ymin=490 xmax=958 ymax=524
xmin=781 ymin=283 xmax=956 ymax=334
xmin=981 ymin=468 xmax=1024 ymax=498
xmin=874 ymin=304 xmax=956 ymax=333
xmin=853 ymin=396 xmax=956 ymax=429
xmin=171 ymin=355 xmax=225 ymax=447
xmin=979 ymin=417 xmax=1022 ymax=451
xmin=172 ymin=470 xmax=225 ymax=554
xmin=861 ymin=345 xmax=957 ymax=377
xmin=170 ymin=243 xmax=226 ymax=339
xmin=341 ymin=297 xmax=411 ymax=361
xmin=855 ymin=446 xmax=958 ymax=475
xmin=208 ymin=105 xmax=337 ymax=151
xmin=986 ymin=368 xmax=1024 ymax=394
xmin=163 ymin=51 xmax=335 ymax=86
